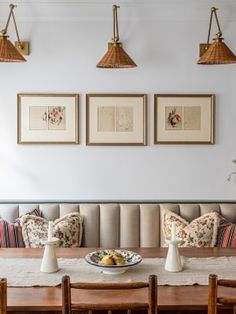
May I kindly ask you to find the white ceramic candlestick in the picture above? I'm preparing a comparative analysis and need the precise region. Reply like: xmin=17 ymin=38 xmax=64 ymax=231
xmin=165 ymin=221 xmax=182 ymax=272
xmin=40 ymin=238 xmax=59 ymax=273
xmin=41 ymin=222 xmax=58 ymax=273
xmin=48 ymin=221 xmax=53 ymax=241
xmin=165 ymin=239 xmax=182 ymax=272
xmin=171 ymin=221 xmax=176 ymax=241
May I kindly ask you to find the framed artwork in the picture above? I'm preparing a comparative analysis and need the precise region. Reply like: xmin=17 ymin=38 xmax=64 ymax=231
xmin=86 ymin=94 xmax=147 ymax=145
xmin=17 ymin=93 xmax=79 ymax=144
xmin=154 ymin=94 xmax=215 ymax=144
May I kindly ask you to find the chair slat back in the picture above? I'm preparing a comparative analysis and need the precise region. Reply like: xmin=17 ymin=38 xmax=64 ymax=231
xmin=70 ymin=282 xmax=149 ymax=290
xmin=62 ymin=274 xmax=157 ymax=314
xmin=218 ymin=280 xmax=236 ymax=288
xmin=0 ymin=278 xmax=7 ymax=314
xmin=208 ymin=274 xmax=236 ymax=314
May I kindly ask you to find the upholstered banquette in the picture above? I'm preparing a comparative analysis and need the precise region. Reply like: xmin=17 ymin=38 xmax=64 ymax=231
xmin=0 ymin=202 xmax=236 ymax=248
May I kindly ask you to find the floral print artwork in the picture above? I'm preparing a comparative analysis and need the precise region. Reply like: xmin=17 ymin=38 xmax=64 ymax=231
xmin=167 ymin=107 xmax=182 ymax=129
xmin=162 ymin=209 xmax=219 ymax=247
xmin=165 ymin=105 xmax=201 ymax=131
xmin=29 ymin=106 xmax=66 ymax=131
xmin=48 ymin=106 xmax=66 ymax=130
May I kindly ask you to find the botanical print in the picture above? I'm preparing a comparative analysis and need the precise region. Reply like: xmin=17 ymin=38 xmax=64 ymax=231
xmin=165 ymin=106 xmax=201 ymax=131
xmin=48 ymin=106 xmax=66 ymax=130
xmin=116 ymin=107 xmax=133 ymax=132
xmin=29 ymin=106 xmax=66 ymax=131
xmin=97 ymin=105 xmax=133 ymax=132
xmin=184 ymin=106 xmax=201 ymax=130
xmin=155 ymin=94 xmax=214 ymax=144
xmin=165 ymin=106 xmax=182 ymax=130
xmin=97 ymin=106 xmax=115 ymax=132
xmin=29 ymin=106 xmax=48 ymax=130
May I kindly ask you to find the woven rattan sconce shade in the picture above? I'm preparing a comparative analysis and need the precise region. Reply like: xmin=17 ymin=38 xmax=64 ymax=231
xmin=97 ymin=43 xmax=137 ymax=68
xmin=197 ymin=7 xmax=236 ymax=65
xmin=0 ymin=36 xmax=25 ymax=62
xmin=96 ymin=5 xmax=137 ymax=69
xmin=198 ymin=37 xmax=236 ymax=64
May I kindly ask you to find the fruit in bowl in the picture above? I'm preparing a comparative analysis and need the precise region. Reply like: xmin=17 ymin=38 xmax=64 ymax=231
xmin=99 ymin=251 xmax=125 ymax=266
xmin=99 ymin=255 xmax=115 ymax=265
xmin=85 ymin=249 xmax=142 ymax=275
xmin=112 ymin=253 xmax=125 ymax=266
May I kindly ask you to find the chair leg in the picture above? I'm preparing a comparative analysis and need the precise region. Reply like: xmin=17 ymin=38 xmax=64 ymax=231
xmin=148 ymin=275 xmax=157 ymax=314
xmin=0 ymin=278 xmax=7 ymax=314
xmin=62 ymin=275 xmax=71 ymax=314
xmin=208 ymin=274 xmax=218 ymax=314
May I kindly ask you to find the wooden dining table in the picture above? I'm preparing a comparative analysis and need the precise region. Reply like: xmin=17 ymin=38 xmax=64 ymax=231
xmin=2 ymin=247 xmax=236 ymax=314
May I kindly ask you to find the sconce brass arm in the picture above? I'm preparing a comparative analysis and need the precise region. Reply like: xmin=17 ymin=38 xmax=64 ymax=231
xmin=0 ymin=4 xmax=23 ymax=49
xmin=206 ymin=7 xmax=223 ymax=44
xmin=112 ymin=5 xmax=120 ymax=44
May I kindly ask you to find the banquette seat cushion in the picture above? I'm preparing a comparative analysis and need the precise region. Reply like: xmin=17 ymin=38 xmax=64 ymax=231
xmin=0 ymin=202 xmax=236 ymax=248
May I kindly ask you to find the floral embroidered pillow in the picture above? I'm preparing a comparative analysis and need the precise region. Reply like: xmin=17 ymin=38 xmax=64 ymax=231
xmin=20 ymin=212 xmax=83 ymax=248
xmin=162 ymin=209 xmax=219 ymax=247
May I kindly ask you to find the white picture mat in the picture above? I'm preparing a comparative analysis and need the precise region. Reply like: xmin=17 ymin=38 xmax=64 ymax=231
xmin=19 ymin=95 xmax=77 ymax=143
xmin=156 ymin=96 xmax=213 ymax=142
xmin=88 ymin=96 xmax=145 ymax=144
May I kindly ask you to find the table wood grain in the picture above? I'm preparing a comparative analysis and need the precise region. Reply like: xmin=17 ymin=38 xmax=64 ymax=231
xmin=3 ymin=248 xmax=236 ymax=313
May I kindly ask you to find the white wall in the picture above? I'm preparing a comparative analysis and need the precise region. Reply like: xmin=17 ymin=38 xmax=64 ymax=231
xmin=0 ymin=0 xmax=236 ymax=201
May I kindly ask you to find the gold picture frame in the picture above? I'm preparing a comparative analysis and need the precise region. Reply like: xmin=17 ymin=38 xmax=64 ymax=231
xmin=154 ymin=94 xmax=215 ymax=144
xmin=86 ymin=94 xmax=147 ymax=145
xmin=17 ymin=93 xmax=79 ymax=144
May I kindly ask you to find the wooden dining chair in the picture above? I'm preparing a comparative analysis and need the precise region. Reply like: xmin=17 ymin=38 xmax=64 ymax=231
xmin=208 ymin=274 xmax=236 ymax=314
xmin=62 ymin=274 xmax=157 ymax=314
xmin=0 ymin=278 xmax=7 ymax=314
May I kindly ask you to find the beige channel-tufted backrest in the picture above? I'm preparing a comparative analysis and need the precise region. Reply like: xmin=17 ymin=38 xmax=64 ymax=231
xmin=0 ymin=202 xmax=236 ymax=247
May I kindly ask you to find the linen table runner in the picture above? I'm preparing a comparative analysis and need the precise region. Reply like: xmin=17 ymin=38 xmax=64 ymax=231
xmin=2 ymin=256 xmax=236 ymax=287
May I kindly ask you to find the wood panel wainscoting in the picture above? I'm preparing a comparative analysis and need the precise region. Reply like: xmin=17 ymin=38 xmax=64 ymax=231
xmin=2 ymin=248 xmax=236 ymax=314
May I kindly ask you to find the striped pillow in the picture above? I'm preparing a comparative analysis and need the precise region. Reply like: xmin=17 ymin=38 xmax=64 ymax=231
xmin=0 ymin=208 xmax=42 ymax=248
xmin=216 ymin=216 xmax=236 ymax=247
xmin=0 ymin=221 xmax=24 ymax=248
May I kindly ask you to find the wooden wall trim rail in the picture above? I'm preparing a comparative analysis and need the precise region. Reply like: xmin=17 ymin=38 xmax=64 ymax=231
xmin=0 ymin=200 xmax=236 ymax=204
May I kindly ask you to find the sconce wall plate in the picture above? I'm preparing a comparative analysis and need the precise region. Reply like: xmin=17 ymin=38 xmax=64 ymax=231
xmin=15 ymin=41 xmax=30 ymax=56
xmin=199 ymin=43 xmax=210 ymax=57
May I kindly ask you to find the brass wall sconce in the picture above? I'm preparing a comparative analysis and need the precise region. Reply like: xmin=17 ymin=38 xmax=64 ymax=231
xmin=0 ymin=4 xmax=30 ymax=62
xmin=96 ymin=4 xmax=137 ymax=68
xmin=197 ymin=7 xmax=236 ymax=64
